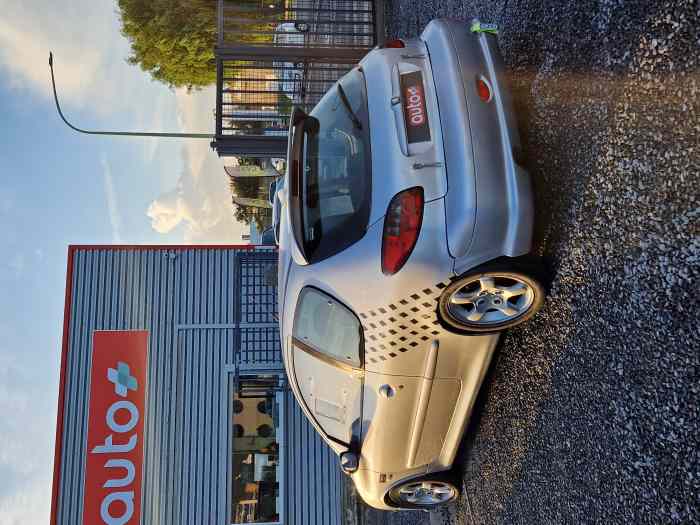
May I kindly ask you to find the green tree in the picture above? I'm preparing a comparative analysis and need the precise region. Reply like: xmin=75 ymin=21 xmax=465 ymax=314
xmin=117 ymin=0 xmax=278 ymax=90
xmin=227 ymin=166 xmax=276 ymax=230
xmin=117 ymin=0 xmax=217 ymax=89
xmin=233 ymin=204 xmax=272 ymax=231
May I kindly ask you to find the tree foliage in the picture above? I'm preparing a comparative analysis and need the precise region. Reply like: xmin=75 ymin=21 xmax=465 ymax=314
xmin=227 ymin=167 xmax=276 ymax=231
xmin=117 ymin=0 xmax=217 ymax=89
xmin=233 ymin=204 xmax=272 ymax=232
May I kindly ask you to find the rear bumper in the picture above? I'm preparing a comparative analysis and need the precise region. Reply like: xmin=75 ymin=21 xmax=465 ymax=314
xmin=421 ymin=19 xmax=533 ymax=272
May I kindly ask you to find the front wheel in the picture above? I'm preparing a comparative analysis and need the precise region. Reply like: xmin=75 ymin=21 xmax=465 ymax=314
xmin=388 ymin=478 xmax=459 ymax=509
xmin=438 ymin=263 xmax=544 ymax=333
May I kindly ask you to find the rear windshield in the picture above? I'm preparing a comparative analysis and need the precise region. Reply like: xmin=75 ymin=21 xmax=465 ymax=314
xmin=290 ymin=68 xmax=371 ymax=263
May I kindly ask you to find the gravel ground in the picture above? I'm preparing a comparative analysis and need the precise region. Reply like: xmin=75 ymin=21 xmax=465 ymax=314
xmin=361 ymin=1 xmax=699 ymax=523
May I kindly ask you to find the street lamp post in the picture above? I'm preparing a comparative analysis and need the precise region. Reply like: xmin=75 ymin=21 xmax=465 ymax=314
xmin=48 ymin=52 xmax=215 ymax=140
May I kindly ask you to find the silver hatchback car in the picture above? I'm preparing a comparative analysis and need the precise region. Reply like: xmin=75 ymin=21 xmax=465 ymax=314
xmin=277 ymin=19 xmax=545 ymax=510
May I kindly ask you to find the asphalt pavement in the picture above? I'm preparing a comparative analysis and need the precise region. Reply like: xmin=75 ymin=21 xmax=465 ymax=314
xmin=361 ymin=1 xmax=699 ymax=523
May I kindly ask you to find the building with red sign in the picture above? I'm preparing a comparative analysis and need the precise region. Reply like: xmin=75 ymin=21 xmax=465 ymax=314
xmin=51 ymin=246 xmax=343 ymax=525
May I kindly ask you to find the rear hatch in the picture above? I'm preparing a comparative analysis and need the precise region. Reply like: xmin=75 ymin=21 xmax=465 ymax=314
xmin=360 ymin=41 xmax=448 ymax=225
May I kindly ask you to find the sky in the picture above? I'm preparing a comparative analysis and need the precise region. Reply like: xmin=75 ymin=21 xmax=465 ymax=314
xmin=0 ymin=1 xmax=247 ymax=523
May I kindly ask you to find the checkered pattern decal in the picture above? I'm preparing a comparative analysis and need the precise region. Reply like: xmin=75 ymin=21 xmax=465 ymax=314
xmin=359 ymin=281 xmax=451 ymax=364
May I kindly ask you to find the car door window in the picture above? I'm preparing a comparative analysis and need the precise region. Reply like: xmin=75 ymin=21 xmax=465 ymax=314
xmin=291 ymin=287 xmax=363 ymax=446
xmin=293 ymin=287 xmax=362 ymax=367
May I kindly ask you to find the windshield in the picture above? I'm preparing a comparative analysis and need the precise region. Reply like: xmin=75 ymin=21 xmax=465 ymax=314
xmin=290 ymin=68 xmax=371 ymax=263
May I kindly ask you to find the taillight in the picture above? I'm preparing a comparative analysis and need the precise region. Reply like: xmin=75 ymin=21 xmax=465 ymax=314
xmin=382 ymin=38 xmax=406 ymax=49
xmin=381 ymin=188 xmax=424 ymax=275
xmin=476 ymin=76 xmax=492 ymax=102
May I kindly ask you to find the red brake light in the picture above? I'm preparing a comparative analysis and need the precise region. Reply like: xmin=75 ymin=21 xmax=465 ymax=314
xmin=476 ymin=77 xmax=492 ymax=102
xmin=383 ymin=38 xmax=406 ymax=49
xmin=381 ymin=188 xmax=424 ymax=275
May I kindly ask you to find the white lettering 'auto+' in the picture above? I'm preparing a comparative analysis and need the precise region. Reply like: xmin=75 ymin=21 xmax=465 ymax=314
xmin=405 ymin=86 xmax=426 ymax=126
xmin=92 ymin=361 xmax=141 ymax=525
xmin=101 ymin=492 xmax=134 ymax=525
xmin=107 ymin=361 xmax=138 ymax=397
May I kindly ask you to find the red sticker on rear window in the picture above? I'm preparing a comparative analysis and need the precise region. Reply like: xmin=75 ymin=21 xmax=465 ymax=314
xmin=401 ymin=72 xmax=431 ymax=143
xmin=405 ymin=84 xmax=427 ymax=126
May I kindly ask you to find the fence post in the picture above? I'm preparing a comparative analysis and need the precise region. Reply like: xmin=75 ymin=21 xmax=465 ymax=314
xmin=374 ymin=0 xmax=386 ymax=47
xmin=211 ymin=135 xmax=288 ymax=157
xmin=215 ymin=45 xmax=368 ymax=63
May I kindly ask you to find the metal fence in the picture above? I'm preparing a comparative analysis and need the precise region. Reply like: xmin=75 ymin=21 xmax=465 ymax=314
xmin=218 ymin=60 xmax=354 ymax=135
xmin=236 ymin=250 xmax=281 ymax=368
xmin=212 ymin=0 xmax=384 ymax=158
xmin=218 ymin=0 xmax=378 ymax=49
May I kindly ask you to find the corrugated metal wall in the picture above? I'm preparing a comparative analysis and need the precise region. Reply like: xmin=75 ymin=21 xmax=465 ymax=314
xmin=284 ymin=393 xmax=344 ymax=525
xmin=55 ymin=246 xmax=342 ymax=525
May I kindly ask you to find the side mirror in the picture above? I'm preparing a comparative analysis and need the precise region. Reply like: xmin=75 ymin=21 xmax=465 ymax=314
xmin=339 ymin=451 xmax=359 ymax=475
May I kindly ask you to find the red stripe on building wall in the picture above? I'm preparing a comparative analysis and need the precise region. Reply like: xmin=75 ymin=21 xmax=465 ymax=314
xmin=66 ymin=244 xmax=258 ymax=251
xmin=50 ymin=245 xmax=76 ymax=525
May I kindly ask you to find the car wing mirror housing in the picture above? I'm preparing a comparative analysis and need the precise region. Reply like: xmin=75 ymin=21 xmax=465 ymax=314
xmin=340 ymin=451 xmax=359 ymax=475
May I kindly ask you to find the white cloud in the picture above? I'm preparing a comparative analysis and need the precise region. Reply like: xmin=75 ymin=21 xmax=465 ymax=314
xmin=0 ymin=0 xmax=177 ymax=118
xmin=101 ymin=154 xmax=123 ymax=243
xmin=142 ymin=91 xmax=173 ymax=164
xmin=174 ymin=87 xmax=217 ymax=175
xmin=0 ymin=351 xmax=55 ymax=525
xmin=147 ymin=145 xmax=247 ymax=244
xmin=175 ymin=87 xmax=215 ymax=132
xmin=0 ymin=2 xmax=103 ymax=106
xmin=145 ymin=87 xmax=248 ymax=244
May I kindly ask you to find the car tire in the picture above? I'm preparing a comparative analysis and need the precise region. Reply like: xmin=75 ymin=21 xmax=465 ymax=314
xmin=438 ymin=261 xmax=545 ymax=333
xmin=388 ymin=475 xmax=460 ymax=509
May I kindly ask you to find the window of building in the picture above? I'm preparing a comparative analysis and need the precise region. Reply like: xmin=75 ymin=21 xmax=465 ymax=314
xmin=230 ymin=391 xmax=282 ymax=525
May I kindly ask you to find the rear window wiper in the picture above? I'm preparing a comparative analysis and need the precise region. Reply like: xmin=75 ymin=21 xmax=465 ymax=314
xmin=336 ymin=83 xmax=363 ymax=130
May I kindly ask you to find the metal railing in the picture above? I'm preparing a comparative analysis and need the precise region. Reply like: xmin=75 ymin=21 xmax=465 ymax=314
xmin=218 ymin=0 xmax=379 ymax=49
xmin=212 ymin=0 xmax=384 ymax=158
xmin=236 ymin=251 xmax=282 ymax=368
xmin=234 ymin=373 xmax=287 ymax=398
xmin=217 ymin=59 xmax=353 ymax=135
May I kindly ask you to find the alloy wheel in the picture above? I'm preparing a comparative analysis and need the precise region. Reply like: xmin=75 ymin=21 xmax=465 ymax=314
xmin=394 ymin=480 xmax=457 ymax=506
xmin=447 ymin=274 xmax=535 ymax=326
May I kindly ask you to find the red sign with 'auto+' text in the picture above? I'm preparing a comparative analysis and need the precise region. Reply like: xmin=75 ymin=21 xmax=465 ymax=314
xmin=84 ymin=331 xmax=148 ymax=525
